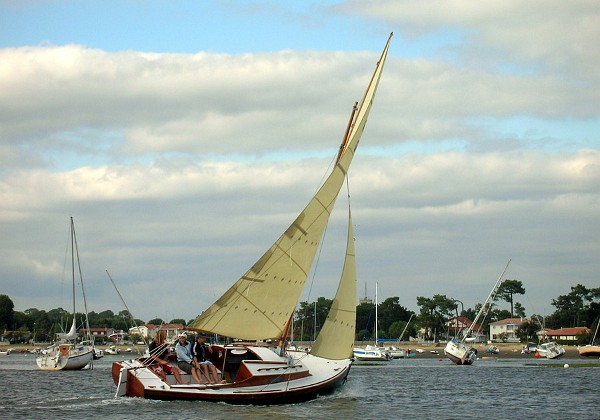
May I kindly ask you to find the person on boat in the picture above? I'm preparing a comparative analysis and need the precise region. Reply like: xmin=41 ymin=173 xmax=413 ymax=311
xmin=192 ymin=333 xmax=225 ymax=384
xmin=175 ymin=333 xmax=202 ymax=384
xmin=148 ymin=330 xmax=187 ymax=384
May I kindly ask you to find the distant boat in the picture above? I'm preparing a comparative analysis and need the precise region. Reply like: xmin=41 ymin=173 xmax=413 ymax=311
xmin=353 ymin=345 xmax=392 ymax=361
xmin=353 ymin=283 xmax=392 ymax=362
xmin=111 ymin=34 xmax=393 ymax=404
xmin=578 ymin=315 xmax=600 ymax=357
xmin=36 ymin=218 xmax=95 ymax=371
xmin=387 ymin=346 xmax=406 ymax=359
xmin=536 ymin=342 xmax=565 ymax=359
xmin=385 ymin=313 xmax=414 ymax=359
xmin=105 ymin=345 xmax=121 ymax=355
xmin=444 ymin=260 xmax=511 ymax=365
xmin=0 ymin=348 xmax=13 ymax=356
xmin=578 ymin=344 xmax=600 ymax=357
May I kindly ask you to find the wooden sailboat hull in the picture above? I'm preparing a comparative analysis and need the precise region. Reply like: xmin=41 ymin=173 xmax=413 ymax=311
xmin=112 ymin=345 xmax=352 ymax=404
xmin=578 ymin=345 xmax=600 ymax=357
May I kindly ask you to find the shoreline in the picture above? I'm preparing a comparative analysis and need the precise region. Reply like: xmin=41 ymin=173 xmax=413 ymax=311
xmin=403 ymin=342 xmax=584 ymax=359
xmin=1 ymin=342 xmax=592 ymax=359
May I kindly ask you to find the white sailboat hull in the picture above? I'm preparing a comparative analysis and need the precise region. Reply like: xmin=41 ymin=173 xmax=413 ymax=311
xmin=536 ymin=342 xmax=565 ymax=359
xmin=444 ymin=339 xmax=477 ymax=365
xmin=386 ymin=346 xmax=406 ymax=359
xmin=353 ymin=346 xmax=391 ymax=361
xmin=112 ymin=345 xmax=351 ymax=404
xmin=36 ymin=343 xmax=94 ymax=371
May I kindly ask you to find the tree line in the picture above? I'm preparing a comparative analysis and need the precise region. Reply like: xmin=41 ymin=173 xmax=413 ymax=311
xmin=1 ymin=282 xmax=598 ymax=344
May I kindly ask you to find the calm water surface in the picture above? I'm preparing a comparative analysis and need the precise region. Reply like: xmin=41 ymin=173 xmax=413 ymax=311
xmin=0 ymin=353 xmax=597 ymax=419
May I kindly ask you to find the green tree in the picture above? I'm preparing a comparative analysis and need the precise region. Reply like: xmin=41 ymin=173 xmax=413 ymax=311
xmin=0 ymin=294 xmax=15 ymax=330
xmin=147 ymin=318 xmax=165 ymax=325
xmin=169 ymin=318 xmax=187 ymax=326
xmin=495 ymin=279 xmax=525 ymax=317
xmin=377 ymin=297 xmax=412 ymax=338
xmin=416 ymin=294 xmax=457 ymax=340
xmin=294 ymin=297 xmax=332 ymax=342
xmin=356 ymin=302 xmax=375 ymax=341
xmin=388 ymin=320 xmax=417 ymax=340
xmin=548 ymin=284 xmax=600 ymax=328
xmin=514 ymin=302 xmax=526 ymax=318
xmin=516 ymin=320 xmax=538 ymax=342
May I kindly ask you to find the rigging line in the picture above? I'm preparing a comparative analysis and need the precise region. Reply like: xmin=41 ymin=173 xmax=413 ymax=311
xmin=72 ymin=218 xmax=92 ymax=340
xmin=71 ymin=217 xmax=94 ymax=369
xmin=106 ymin=270 xmax=149 ymax=349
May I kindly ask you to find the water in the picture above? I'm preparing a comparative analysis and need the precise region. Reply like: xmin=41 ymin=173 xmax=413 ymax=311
xmin=1 ymin=353 xmax=598 ymax=419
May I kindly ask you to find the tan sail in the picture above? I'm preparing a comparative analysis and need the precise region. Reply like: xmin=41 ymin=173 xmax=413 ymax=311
xmin=310 ymin=207 xmax=356 ymax=360
xmin=190 ymin=33 xmax=393 ymax=340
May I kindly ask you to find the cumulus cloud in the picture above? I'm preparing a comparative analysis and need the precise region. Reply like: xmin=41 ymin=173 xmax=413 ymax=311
xmin=1 ymin=1 xmax=599 ymax=321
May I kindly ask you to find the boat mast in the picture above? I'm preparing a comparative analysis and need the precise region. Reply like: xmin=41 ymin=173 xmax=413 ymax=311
xmin=375 ymin=282 xmax=378 ymax=345
xmin=398 ymin=313 xmax=414 ymax=342
xmin=463 ymin=259 xmax=511 ymax=342
xmin=70 ymin=217 xmax=76 ymax=319
xmin=337 ymin=102 xmax=358 ymax=163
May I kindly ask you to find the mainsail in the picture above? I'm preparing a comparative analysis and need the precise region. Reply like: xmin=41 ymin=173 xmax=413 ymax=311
xmin=310 ymin=207 xmax=357 ymax=360
xmin=190 ymin=33 xmax=392 ymax=340
xmin=57 ymin=317 xmax=78 ymax=341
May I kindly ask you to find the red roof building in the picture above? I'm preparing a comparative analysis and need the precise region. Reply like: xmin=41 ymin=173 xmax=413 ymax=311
xmin=544 ymin=327 xmax=591 ymax=341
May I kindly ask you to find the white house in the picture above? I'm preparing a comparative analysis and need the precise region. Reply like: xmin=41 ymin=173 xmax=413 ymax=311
xmin=489 ymin=318 xmax=526 ymax=342
xmin=128 ymin=325 xmax=149 ymax=338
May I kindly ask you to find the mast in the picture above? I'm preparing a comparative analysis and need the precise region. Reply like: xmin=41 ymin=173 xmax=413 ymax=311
xmin=375 ymin=282 xmax=378 ymax=345
xmin=337 ymin=102 xmax=358 ymax=163
xmin=463 ymin=259 xmax=511 ymax=341
xmin=191 ymin=33 xmax=392 ymax=341
xmin=70 ymin=217 xmax=76 ymax=319
xmin=398 ymin=313 xmax=414 ymax=342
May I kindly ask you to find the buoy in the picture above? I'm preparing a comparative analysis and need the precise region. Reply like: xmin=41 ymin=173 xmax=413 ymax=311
xmin=564 ymin=363 xmax=569 ymax=368
xmin=535 ymin=352 xmax=541 ymax=358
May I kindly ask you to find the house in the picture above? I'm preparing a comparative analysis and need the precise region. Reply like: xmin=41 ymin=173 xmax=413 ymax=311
xmin=489 ymin=318 xmax=527 ymax=342
xmin=543 ymin=327 xmax=590 ymax=342
xmin=152 ymin=323 xmax=185 ymax=341
xmin=108 ymin=330 xmax=126 ymax=344
xmin=80 ymin=327 xmax=115 ymax=340
xmin=446 ymin=316 xmax=486 ymax=342
xmin=128 ymin=325 xmax=149 ymax=338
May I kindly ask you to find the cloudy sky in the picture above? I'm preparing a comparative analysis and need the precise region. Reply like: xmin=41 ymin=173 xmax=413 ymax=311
xmin=1 ymin=0 xmax=598 ymax=325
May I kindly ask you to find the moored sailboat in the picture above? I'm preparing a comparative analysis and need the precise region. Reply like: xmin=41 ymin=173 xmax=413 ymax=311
xmin=36 ymin=217 xmax=95 ymax=371
xmin=353 ymin=282 xmax=392 ymax=361
xmin=535 ymin=341 xmax=565 ymax=359
xmin=112 ymin=34 xmax=393 ymax=404
xmin=444 ymin=260 xmax=511 ymax=365
xmin=578 ymin=314 xmax=600 ymax=357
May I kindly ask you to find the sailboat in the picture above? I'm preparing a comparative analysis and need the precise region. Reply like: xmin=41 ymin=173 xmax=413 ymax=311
xmin=112 ymin=34 xmax=393 ymax=404
xmin=444 ymin=260 xmax=511 ymax=365
xmin=578 ymin=317 xmax=600 ymax=357
xmin=386 ymin=313 xmax=413 ymax=359
xmin=36 ymin=217 xmax=95 ymax=371
xmin=353 ymin=282 xmax=392 ymax=361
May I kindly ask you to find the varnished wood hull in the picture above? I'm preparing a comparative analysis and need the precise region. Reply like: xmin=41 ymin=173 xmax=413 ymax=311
xmin=112 ymin=345 xmax=352 ymax=404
